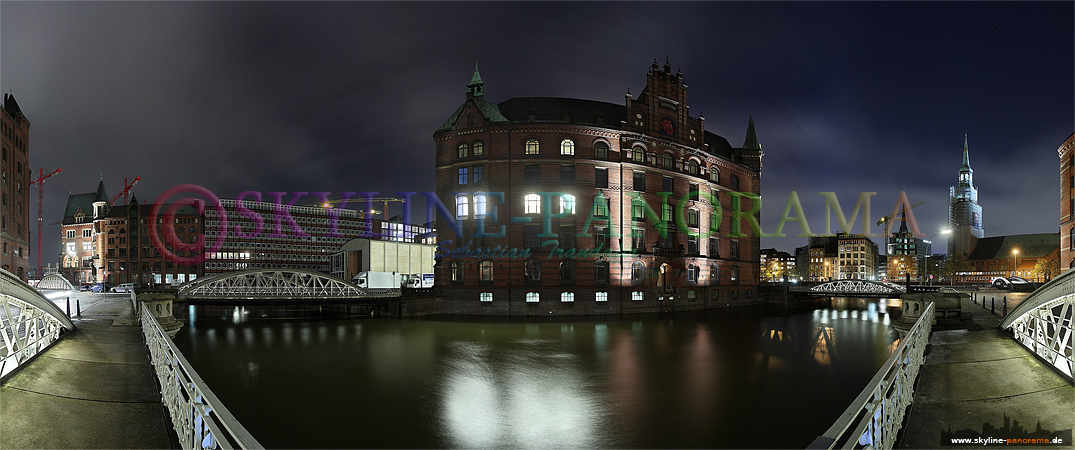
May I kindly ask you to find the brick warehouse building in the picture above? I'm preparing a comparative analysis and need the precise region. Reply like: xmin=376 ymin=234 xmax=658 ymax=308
xmin=1059 ymin=132 xmax=1075 ymax=272
xmin=1 ymin=93 xmax=31 ymax=279
xmin=433 ymin=60 xmax=762 ymax=315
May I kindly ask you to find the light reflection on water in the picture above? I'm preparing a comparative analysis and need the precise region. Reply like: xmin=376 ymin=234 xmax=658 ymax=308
xmin=174 ymin=299 xmax=901 ymax=449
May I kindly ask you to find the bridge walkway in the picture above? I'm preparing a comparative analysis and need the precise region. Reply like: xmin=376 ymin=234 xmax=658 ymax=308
xmin=896 ymin=297 xmax=1074 ymax=448
xmin=0 ymin=292 xmax=177 ymax=449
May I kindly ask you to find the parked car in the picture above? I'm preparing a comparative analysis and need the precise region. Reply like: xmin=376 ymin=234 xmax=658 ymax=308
xmin=79 ymin=284 xmax=90 ymax=291
xmin=90 ymin=282 xmax=109 ymax=292
xmin=111 ymin=283 xmax=140 ymax=293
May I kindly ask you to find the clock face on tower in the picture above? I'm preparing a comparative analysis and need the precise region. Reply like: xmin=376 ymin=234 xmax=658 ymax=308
xmin=660 ymin=117 xmax=675 ymax=136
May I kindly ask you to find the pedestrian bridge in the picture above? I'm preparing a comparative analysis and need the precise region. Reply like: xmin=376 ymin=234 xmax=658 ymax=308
xmin=1000 ymin=269 xmax=1075 ymax=381
xmin=0 ymin=268 xmax=74 ymax=379
xmin=792 ymin=279 xmax=906 ymax=297
xmin=36 ymin=273 xmax=76 ymax=291
xmin=178 ymin=268 xmax=395 ymax=301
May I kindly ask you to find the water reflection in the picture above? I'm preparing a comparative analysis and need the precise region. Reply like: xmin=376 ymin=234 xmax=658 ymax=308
xmin=174 ymin=298 xmax=902 ymax=449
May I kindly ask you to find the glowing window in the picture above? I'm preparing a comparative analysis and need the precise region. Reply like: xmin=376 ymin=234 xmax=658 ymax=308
xmin=480 ymin=292 xmax=492 ymax=302
xmin=456 ymin=195 xmax=469 ymax=219
xmin=561 ymin=292 xmax=574 ymax=302
xmin=526 ymin=292 xmax=540 ymax=303
xmin=595 ymin=291 xmax=608 ymax=302
xmin=560 ymin=139 xmax=575 ymax=156
xmin=526 ymin=139 xmax=540 ymax=155
xmin=631 ymin=291 xmax=644 ymax=301
xmin=525 ymin=194 xmax=541 ymax=214
xmin=560 ymin=194 xmax=575 ymax=214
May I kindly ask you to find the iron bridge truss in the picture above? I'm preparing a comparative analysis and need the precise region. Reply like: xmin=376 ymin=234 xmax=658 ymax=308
xmin=1000 ymin=269 xmax=1075 ymax=382
xmin=179 ymin=269 xmax=381 ymax=300
xmin=1 ymin=269 xmax=74 ymax=379
xmin=37 ymin=273 xmax=76 ymax=291
xmin=809 ymin=279 xmax=906 ymax=295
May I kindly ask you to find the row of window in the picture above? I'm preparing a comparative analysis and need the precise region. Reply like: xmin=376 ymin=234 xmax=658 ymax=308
xmin=477 ymin=288 xmax=753 ymax=302
xmin=450 ymin=260 xmax=742 ymax=284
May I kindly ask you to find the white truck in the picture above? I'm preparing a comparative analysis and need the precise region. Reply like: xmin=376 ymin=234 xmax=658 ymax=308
xmin=353 ymin=271 xmax=402 ymax=288
xmin=402 ymin=273 xmax=435 ymax=289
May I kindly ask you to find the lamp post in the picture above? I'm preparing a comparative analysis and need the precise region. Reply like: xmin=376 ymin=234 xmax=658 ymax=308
xmin=925 ymin=229 xmax=952 ymax=285
xmin=1012 ymin=249 xmax=1019 ymax=278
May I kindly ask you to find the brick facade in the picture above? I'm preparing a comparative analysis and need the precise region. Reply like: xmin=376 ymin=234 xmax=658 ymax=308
xmin=1060 ymin=132 xmax=1075 ymax=271
xmin=433 ymin=61 xmax=763 ymax=315
xmin=1 ymin=93 xmax=31 ymax=279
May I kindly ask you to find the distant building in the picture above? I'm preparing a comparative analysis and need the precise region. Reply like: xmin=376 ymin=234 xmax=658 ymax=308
xmin=329 ymin=238 xmax=437 ymax=281
xmin=1 ymin=93 xmax=31 ymax=279
xmin=807 ymin=244 xmax=828 ymax=281
xmin=955 ymin=233 xmax=1060 ymax=284
xmin=794 ymin=245 xmax=811 ymax=281
xmin=886 ymin=212 xmax=920 ymax=281
xmin=202 ymin=198 xmax=434 ymax=276
xmin=58 ymin=180 xmax=109 ymax=285
xmin=838 ymin=234 xmax=878 ymax=280
xmin=760 ymin=248 xmax=795 ymax=282
xmin=1059 ymin=132 xmax=1075 ymax=271
xmin=949 ymin=134 xmax=984 ymax=259
xmin=433 ymin=60 xmax=763 ymax=314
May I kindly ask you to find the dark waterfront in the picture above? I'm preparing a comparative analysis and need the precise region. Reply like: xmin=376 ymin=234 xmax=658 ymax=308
xmin=173 ymin=298 xmax=902 ymax=449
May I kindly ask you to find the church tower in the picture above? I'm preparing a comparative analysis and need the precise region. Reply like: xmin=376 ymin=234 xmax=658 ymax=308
xmin=948 ymin=134 xmax=984 ymax=258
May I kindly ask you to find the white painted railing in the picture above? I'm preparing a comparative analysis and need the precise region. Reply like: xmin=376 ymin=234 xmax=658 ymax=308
xmin=141 ymin=307 xmax=263 ymax=449
xmin=0 ymin=268 xmax=74 ymax=379
xmin=1000 ymin=269 xmax=1075 ymax=383
xmin=808 ymin=302 xmax=935 ymax=450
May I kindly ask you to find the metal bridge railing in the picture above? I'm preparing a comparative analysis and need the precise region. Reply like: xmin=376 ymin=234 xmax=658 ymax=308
xmin=141 ymin=307 xmax=263 ymax=449
xmin=999 ymin=269 xmax=1075 ymax=383
xmin=808 ymin=302 xmax=935 ymax=450
xmin=1 ymin=268 xmax=74 ymax=380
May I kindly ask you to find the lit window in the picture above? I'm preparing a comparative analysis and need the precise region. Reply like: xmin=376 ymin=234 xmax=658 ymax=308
xmin=456 ymin=195 xmax=469 ymax=218
xmin=526 ymin=292 xmax=540 ymax=302
xmin=596 ymin=291 xmax=608 ymax=302
xmin=662 ymin=203 xmax=672 ymax=222
xmin=710 ymin=265 xmax=719 ymax=284
xmin=593 ymin=195 xmax=609 ymax=217
xmin=525 ymin=194 xmax=541 ymax=214
xmin=472 ymin=141 xmax=484 ymax=156
xmin=561 ymin=292 xmax=574 ymax=302
xmin=688 ymin=209 xmax=699 ymax=228
xmin=458 ymin=143 xmax=469 ymax=158
xmin=687 ymin=160 xmax=699 ymax=175
xmin=480 ymin=292 xmax=492 ymax=302
xmin=687 ymin=264 xmax=699 ymax=281
xmin=710 ymin=167 xmax=719 ymax=182
xmin=526 ymin=139 xmax=540 ymax=155
xmin=480 ymin=260 xmax=493 ymax=281
xmin=662 ymin=153 xmax=673 ymax=168
xmin=632 ymin=291 xmax=644 ymax=301
xmin=561 ymin=139 xmax=575 ymax=156
xmin=474 ymin=194 xmax=487 ymax=217
xmin=632 ymin=146 xmax=644 ymax=162
xmin=560 ymin=194 xmax=575 ymax=214
xmin=458 ymin=167 xmax=468 ymax=185
xmin=731 ymin=266 xmax=740 ymax=284
xmin=687 ymin=290 xmax=696 ymax=300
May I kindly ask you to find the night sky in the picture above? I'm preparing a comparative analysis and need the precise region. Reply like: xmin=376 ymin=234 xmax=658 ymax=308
xmin=2 ymin=2 xmax=1072 ymax=270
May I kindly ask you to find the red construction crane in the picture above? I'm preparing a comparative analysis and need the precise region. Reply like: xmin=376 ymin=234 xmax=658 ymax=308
xmin=32 ymin=167 xmax=61 ymax=279
xmin=110 ymin=176 xmax=140 ymax=206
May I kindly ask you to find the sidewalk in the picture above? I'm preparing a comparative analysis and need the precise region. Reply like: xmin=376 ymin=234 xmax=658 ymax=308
xmin=0 ymin=292 xmax=177 ymax=449
xmin=897 ymin=300 xmax=1074 ymax=448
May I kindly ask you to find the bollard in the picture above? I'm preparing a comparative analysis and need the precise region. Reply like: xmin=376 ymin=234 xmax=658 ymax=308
xmin=1003 ymin=297 xmax=1008 ymax=316
xmin=66 ymin=297 xmax=71 ymax=317
xmin=77 ymin=299 xmax=81 ymax=317
xmin=991 ymin=298 xmax=995 ymax=314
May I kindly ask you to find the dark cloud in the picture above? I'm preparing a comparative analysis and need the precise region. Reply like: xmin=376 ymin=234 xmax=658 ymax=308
xmin=2 ymin=2 xmax=1071 ymax=270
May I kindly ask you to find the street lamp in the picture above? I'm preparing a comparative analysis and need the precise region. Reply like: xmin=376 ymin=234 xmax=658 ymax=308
xmin=925 ymin=229 xmax=952 ymax=285
xmin=1012 ymin=249 xmax=1019 ymax=278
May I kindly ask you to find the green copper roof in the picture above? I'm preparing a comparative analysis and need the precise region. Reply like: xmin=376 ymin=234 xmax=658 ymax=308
xmin=742 ymin=114 xmax=761 ymax=150
xmin=436 ymin=96 xmax=508 ymax=132
xmin=468 ymin=61 xmax=484 ymax=88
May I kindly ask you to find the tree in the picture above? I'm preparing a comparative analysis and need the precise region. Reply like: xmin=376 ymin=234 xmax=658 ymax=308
xmin=941 ymin=255 xmax=973 ymax=283
xmin=1033 ymin=258 xmax=1059 ymax=282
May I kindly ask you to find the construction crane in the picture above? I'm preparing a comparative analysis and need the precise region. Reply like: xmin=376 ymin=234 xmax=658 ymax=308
xmin=31 ymin=167 xmax=61 ymax=279
xmin=318 ymin=197 xmax=405 ymax=220
xmin=109 ymin=176 xmax=140 ymax=206
xmin=876 ymin=201 xmax=924 ymax=227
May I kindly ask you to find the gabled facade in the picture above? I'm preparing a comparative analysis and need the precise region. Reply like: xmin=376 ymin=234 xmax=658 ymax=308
xmin=433 ymin=61 xmax=763 ymax=315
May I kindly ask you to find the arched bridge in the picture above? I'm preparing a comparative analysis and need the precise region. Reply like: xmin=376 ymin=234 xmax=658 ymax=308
xmin=1000 ymin=269 xmax=1075 ymax=381
xmin=792 ymin=279 xmax=907 ymax=297
xmin=178 ymin=268 xmax=391 ymax=301
xmin=1 ymin=268 xmax=74 ymax=378
xmin=37 ymin=273 xmax=76 ymax=291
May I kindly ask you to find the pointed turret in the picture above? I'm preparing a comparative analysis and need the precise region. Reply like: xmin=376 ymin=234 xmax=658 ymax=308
xmin=94 ymin=178 xmax=109 ymax=203
xmin=467 ymin=61 xmax=485 ymax=98
xmin=742 ymin=114 xmax=761 ymax=150
xmin=959 ymin=133 xmax=973 ymax=185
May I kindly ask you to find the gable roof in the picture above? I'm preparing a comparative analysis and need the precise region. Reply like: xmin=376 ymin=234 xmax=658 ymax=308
xmin=966 ymin=233 xmax=1059 ymax=260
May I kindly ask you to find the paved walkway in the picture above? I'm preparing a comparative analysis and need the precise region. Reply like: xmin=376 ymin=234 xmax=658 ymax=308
xmin=897 ymin=297 xmax=1074 ymax=448
xmin=0 ymin=292 xmax=177 ymax=449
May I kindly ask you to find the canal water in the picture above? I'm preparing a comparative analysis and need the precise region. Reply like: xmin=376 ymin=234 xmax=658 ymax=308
xmin=173 ymin=298 xmax=902 ymax=449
